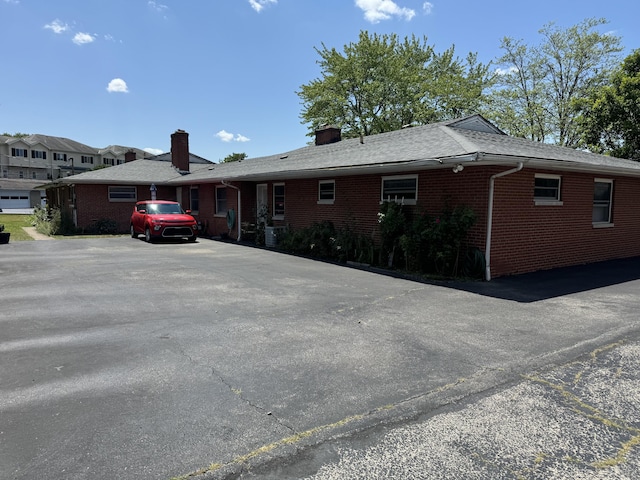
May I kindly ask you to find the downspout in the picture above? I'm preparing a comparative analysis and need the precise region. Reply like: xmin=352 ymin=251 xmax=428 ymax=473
xmin=485 ymin=162 xmax=524 ymax=281
xmin=221 ymin=180 xmax=241 ymax=241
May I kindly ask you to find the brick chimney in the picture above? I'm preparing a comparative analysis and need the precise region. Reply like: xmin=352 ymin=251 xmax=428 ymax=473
xmin=124 ymin=149 xmax=137 ymax=163
xmin=171 ymin=129 xmax=190 ymax=172
xmin=315 ymin=125 xmax=341 ymax=146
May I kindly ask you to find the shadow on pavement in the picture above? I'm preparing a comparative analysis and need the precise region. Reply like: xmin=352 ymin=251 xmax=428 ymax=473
xmin=444 ymin=256 xmax=640 ymax=303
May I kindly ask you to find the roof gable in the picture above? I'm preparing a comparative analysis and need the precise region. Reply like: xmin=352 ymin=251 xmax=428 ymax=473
xmin=445 ymin=114 xmax=506 ymax=135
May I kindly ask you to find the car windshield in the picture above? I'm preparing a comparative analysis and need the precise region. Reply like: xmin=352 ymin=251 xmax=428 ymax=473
xmin=146 ymin=203 xmax=184 ymax=214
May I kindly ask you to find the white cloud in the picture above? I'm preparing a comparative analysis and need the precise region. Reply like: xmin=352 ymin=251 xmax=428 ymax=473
xmin=148 ymin=1 xmax=168 ymax=14
xmin=216 ymin=130 xmax=250 ymax=143
xmin=106 ymin=78 xmax=129 ymax=93
xmin=249 ymin=0 xmax=277 ymax=13
xmin=4 ymin=0 xmax=20 ymax=4
xmin=216 ymin=130 xmax=235 ymax=142
xmin=355 ymin=0 xmax=415 ymax=23
xmin=73 ymin=32 xmax=95 ymax=45
xmin=144 ymin=147 xmax=164 ymax=156
xmin=44 ymin=19 xmax=69 ymax=34
xmin=495 ymin=66 xmax=519 ymax=76
xmin=423 ymin=2 xmax=433 ymax=14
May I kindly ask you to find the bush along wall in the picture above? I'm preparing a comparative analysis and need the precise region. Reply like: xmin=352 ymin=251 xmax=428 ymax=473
xmin=397 ymin=203 xmax=478 ymax=278
xmin=278 ymin=202 xmax=482 ymax=279
xmin=278 ymin=220 xmax=374 ymax=265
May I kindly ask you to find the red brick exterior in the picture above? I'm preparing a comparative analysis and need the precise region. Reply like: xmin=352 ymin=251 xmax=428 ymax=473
xmin=66 ymin=164 xmax=640 ymax=278
xmin=74 ymin=184 xmax=176 ymax=232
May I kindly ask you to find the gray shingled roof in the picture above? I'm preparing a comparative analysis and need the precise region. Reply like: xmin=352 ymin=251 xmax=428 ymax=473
xmin=55 ymin=159 xmax=212 ymax=185
xmin=53 ymin=115 xmax=640 ymax=187
xmin=180 ymin=115 xmax=640 ymax=183
xmin=98 ymin=145 xmax=150 ymax=158
xmin=12 ymin=134 xmax=97 ymax=154
xmin=144 ymin=152 xmax=214 ymax=164
xmin=0 ymin=178 xmax=47 ymax=191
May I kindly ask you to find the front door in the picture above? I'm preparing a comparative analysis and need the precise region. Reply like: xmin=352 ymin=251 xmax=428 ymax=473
xmin=256 ymin=184 xmax=268 ymax=225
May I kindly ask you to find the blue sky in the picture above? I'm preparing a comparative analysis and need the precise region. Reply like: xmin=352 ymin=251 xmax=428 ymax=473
xmin=1 ymin=0 xmax=638 ymax=162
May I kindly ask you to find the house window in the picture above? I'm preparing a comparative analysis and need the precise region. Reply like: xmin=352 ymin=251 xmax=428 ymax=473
xmin=11 ymin=148 xmax=27 ymax=157
xmin=81 ymin=156 xmax=94 ymax=164
xmin=108 ymin=186 xmax=137 ymax=202
xmin=534 ymin=174 xmax=562 ymax=203
xmin=103 ymin=157 xmax=115 ymax=165
xmin=53 ymin=153 xmax=67 ymax=162
xmin=19 ymin=171 xmax=24 ymax=178
xmin=593 ymin=179 xmax=613 ymax=225
xmin=381 ymin=175 xmax=417 ymax=205
xmin=318 ymin=180 xmax=335 ymax=204
xmin=190 ymin=187 xmax=199 ymax=212
xmin=31 ymin=150 xmax=47 ymax=159
xmin=32 ymin=172 xmax=37 ymax=179
xmin=215 ymin=186 xmax=227 ymax=215
xmin=273 ymin=183 xmax=285 ymax=218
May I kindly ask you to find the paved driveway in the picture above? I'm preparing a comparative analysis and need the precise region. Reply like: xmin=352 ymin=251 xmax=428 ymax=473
xmin=2 ymin=238 xmax=640 ymax=479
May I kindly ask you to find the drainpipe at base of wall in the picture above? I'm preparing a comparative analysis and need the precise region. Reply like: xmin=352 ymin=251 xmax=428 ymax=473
xmin=485 ymin=162 xmax=524 ymax=282
xmin=221 ymin=180 xmax=241 ymax=242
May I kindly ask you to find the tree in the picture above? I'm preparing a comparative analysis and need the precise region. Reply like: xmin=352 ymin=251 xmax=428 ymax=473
xmin=2 ymin=132 xmax=29 ymax=137
xmin=488 ymin=18 xmax=623 ymax=147
xmin=577 ymin=49 xmax=640 ymax=160
xmin=221 ymin=152 xmax=247 ymax=163
xmin=297 ymin=31 xmax=494 ymax=139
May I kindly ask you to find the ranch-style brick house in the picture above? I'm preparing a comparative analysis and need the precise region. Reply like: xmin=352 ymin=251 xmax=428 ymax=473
xmin=45 ymin=116 xmax=640 ymax=280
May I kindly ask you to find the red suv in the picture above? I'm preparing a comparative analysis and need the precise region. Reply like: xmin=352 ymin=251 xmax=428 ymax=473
xmin=130 ymin=200 xmax=198 ymax=242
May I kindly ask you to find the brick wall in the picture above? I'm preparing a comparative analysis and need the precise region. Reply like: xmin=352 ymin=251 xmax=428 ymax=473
xmin=195 ymin=167 xmax=640 ymax=278
xmin=489 ymin=169 xmax=640 ymax=277
xmin=75 ymin=184 xmax=176 ymax=233
xmin=73 ymin=164 xmax=640 ymax=278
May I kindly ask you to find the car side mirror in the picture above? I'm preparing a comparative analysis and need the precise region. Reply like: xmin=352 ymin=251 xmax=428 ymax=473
xmin=185 ymin=210 xmax=192 ymax=214
xmin=138 ymin=209 xmax=146 ymax=214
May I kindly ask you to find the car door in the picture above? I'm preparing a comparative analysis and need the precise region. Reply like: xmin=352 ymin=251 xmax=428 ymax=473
xmin=133 ymin=203 xmax=147 ymax=232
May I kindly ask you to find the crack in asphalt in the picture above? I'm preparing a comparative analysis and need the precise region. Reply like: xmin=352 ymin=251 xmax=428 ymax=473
xmin=169 ymin=338 xmax=297 ymax=435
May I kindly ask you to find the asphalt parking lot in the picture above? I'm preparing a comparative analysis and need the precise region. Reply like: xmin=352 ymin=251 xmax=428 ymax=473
xmin=2 ymin=237 xmax=640 ymax=479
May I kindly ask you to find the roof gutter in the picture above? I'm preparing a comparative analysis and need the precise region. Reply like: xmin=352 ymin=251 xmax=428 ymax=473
xmin=485 ymin=161 xmax=524 ymax=281
xmin=221 ymin=180 xmax=241 ymax=241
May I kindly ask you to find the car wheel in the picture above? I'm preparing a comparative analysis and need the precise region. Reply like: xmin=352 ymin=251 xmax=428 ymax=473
xmin=188 ymin=235 xmax=197 ymax=243
xmin=130 ymin=224 xmax=138 ymax=239
xmin=145 ymin=227 xmax=152 ymax=243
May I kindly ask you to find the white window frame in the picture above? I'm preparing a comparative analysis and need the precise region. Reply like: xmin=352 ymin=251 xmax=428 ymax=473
xmin=215 ymin=186 xmax=227 ymax=216
xmin=381 ymin=175 xmax=418 ymax=205
xmin=534 ymin=174 xmax=563 ymax=205
xmin=273 ymin=183 xmax=285 ymax=219
xmin=108 ymin=186 xmax=137 ymax=202
xmin=318 ymin=180 xmax=335 ymax=205
xmin=592 ymin=178 xmax=614 ymax=227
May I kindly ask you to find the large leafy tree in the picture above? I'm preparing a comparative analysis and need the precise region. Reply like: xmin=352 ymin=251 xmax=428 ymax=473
xmin=488 ymin=18 xmax=623 ymax=147
xmin=577 ymin=49 xmax=640 ymax=160
xmin=297 ymin=31 xmax=493 ymax=138
xmin=221 ymin=152 xmax=248 ymax=163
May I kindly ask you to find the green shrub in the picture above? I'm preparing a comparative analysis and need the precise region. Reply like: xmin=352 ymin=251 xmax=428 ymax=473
xmin=30 ymin=206 xmax=61 ymax=236
xmin=377 ymin=201 xmax=406 ymax=267
xmin=86 ymin=218 xmax=118 ymax=235
xmin=399 ymin=205 xmax=478 ymax=277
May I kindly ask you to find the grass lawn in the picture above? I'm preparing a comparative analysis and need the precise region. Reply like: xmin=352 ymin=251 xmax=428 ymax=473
xmin=0 ymin=214 xmax=34 ymax=241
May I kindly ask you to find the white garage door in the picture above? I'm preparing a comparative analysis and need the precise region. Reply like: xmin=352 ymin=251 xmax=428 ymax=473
xmin=0 ymin=190 xmax=31 ymax=209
